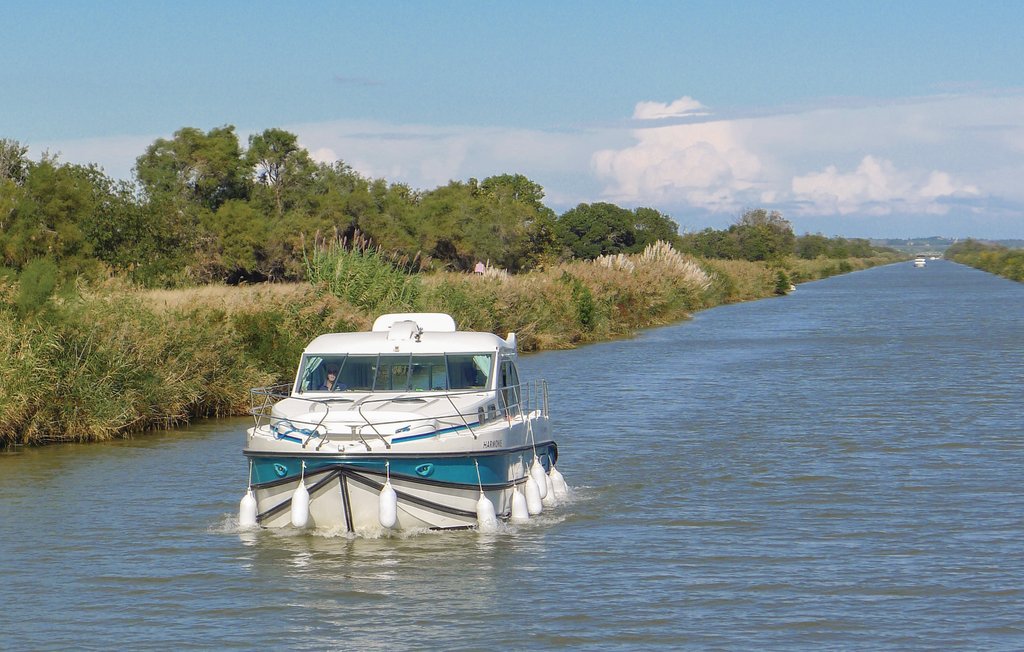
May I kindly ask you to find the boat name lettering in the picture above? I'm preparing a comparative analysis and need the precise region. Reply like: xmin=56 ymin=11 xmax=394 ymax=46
xmin=482 ymin=440 xmax=501 ymax=449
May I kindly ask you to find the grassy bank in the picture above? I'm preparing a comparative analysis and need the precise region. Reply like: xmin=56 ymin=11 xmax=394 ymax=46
xmin=945 ymin=240 xmax=1024 ymax=282
xmin=1 ymin=245 xmax=899 ymax=446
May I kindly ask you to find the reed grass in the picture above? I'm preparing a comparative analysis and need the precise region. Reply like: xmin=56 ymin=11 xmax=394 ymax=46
xmin=2 ymin=243 xmax=897 ymax=446
xmin=304 ymin=234 xmax=421 ymax=315
xmin=419 ymin=242 xmax=715 ymax=349
xmin=947 ymin=248 xmax=1024 ymax=282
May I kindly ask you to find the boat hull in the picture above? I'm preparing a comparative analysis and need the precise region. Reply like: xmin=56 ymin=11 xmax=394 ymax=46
xmin=243 ymin=441 xmax=558 ymax=531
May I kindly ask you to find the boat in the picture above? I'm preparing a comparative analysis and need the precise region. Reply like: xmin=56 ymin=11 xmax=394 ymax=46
xmin=913 ymin=256 xmax=927 ymax=268
xmin=238 ymin=313 xmax=566 ymax=532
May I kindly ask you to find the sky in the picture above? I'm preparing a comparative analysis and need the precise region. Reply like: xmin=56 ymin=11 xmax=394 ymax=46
xmin=4 ymin=0 xmax=1024 ymax=239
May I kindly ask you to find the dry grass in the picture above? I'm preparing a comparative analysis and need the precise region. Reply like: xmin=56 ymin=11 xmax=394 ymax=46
xmin=140 ymin=282 xmax=313 ymax=313
xmin=701 ymin=258 xmax=776 ymax=301
xmin=3 ymin=245 xmax=897 ymax=446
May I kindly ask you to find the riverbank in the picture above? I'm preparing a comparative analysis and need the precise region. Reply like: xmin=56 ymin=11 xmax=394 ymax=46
xmin=945 ymin=240 xmax=1024 ymax=282
xmin=0 ymin=249 xmax=900 ymax=446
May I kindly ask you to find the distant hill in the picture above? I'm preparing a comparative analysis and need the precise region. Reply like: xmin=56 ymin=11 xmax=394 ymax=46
xmin=870 ymin=237 xmax=1024 ymax=254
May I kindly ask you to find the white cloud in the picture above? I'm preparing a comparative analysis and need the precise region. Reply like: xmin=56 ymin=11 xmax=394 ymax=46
xmin=592 ymin=118 xmax=763 ymax=212
xmin=632 ymin=96 xmax=709 ymax=120
xmin=790 ymin=155 xmax=979 ymax=216
xmin=592 ymin=93 xmax=1024 ymax=233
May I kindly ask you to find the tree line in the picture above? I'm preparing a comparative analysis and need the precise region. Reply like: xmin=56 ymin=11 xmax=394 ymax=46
xmin=1 ymin=127 xmax=888 ymax=290
xmin=946 ymin=239 xmax=1024 ymax=282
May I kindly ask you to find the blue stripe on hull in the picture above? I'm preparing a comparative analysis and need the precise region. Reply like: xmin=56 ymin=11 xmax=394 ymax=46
xmin=248 ymin=444 xmax=557 ymax=488
xmin=390 ymin=422 xmax=478 ymax=444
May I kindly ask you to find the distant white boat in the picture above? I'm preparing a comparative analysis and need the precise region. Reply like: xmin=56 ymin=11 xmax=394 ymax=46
xmin=913 ymin=257 xmax=927 ymax=268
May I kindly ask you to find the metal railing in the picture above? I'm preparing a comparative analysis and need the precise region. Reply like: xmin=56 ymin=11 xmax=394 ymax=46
xmin=248 ymin=379 xmax=549 ymax=451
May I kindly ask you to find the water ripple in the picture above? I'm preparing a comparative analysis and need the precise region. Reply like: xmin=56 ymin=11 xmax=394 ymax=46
xmin=2 ymin=261 xmax=1023 ymax=650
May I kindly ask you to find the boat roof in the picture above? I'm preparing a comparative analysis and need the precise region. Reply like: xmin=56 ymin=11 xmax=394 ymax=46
xmin=303 ymin=313 xmax=518 ymax=356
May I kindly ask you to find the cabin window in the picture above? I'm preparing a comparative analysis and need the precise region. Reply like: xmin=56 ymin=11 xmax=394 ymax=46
xmin=447 ymin=354 xmax=492 ymax=390
xmin=337 ymin=356 xmax=376 ymax=391
xmin=373 ymin=355 xmax=413 ymax=391
xmin=410 ymin=356 xmax=447 ymax=391
xmin=295 ymin=353 xmax=493 ymax=393
xmin=297 ymin=355 xmax=347 ymax=393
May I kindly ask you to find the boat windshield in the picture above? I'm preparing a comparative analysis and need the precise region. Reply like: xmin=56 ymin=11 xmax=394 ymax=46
xmin=296 ymin=353 xmax=494 ymax=393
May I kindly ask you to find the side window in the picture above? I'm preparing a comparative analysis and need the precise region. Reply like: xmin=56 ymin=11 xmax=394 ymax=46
xmin=499 ymin=360 xmax=521 ymax=415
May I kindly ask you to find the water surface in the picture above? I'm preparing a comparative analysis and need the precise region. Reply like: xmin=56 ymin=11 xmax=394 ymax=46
xmin=2 ymin=260 xmax=1022 ymax=650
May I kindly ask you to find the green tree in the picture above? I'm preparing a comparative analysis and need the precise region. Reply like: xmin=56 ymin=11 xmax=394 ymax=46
xmin=0 ymin=140 xmax=29 ymax=242
xmin=678 ymin=227 xmax=742 ymax=259
xmin=474 ymin=173 xmax=556 ymax=270
xmin=0 ymin=158 xmax=110 ymax=274
xmin=479 ymin=173 xmax=546 ymax=211
xmin=730 ymin=208 xmax=795 ymax=261
xmin=0 ymin=139 xmax=29 ymax=184
xmin=633 ymin=207 xmax=680 ymax=249
xmin=199 ymin=199 xmax=274 ymax=283
xmin=413 ymin=181 xmax=481 ymax=268
xmin=555 ymin=202 xmax=637 ymax=259
xmin=795 ymin=233 xmax=830 ymax=259
xmin=83 ymin=189 xmax=194 ymax=287
xmin=246 ymin=128 xmax=315 ymax=219
xmin=360 ymin=178 xmax=421 ymax=255
xmin=136 ymin=126 xmax=250 ymax=210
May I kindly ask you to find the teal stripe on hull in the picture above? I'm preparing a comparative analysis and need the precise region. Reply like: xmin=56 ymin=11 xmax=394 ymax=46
xmin=248 ymin=444 xmax=557 ymax=487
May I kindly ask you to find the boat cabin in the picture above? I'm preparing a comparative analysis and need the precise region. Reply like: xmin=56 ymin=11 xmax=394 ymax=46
xmin=291 ymin=313 xmax=519 ymax=398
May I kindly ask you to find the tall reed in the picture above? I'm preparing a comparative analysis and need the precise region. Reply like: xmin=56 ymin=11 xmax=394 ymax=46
xmin=2 ymin=243 xmax=896 ymax=446
xmin=304 ymin=233 xmax=421 ymax=314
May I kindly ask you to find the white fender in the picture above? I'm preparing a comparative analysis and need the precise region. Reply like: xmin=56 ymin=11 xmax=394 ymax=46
xmin=290 ymin=480 xmax=310 ymax=528
xmin=542 ymin=473 xmax=556 ymax=506
xmin=476 ymin=493 xmax=497 ymax=532
xmin=239 ymin=488 xmax=258 ymax=528
xmin=379 ymin=480 xmax=398 ymax=528
xmin=549 ymin=464 xmax=569 ymax=500
xmin=510 ymin=486 xmax=530 ymax=522
xmin=531 ymin=457 xmax=548 ymax=499
xmin=525 ymin=475 xmax=543 ymax=515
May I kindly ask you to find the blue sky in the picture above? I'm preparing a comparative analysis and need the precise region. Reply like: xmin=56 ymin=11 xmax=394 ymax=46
xmin=5 ymin=1 xmax=1024 ymax=238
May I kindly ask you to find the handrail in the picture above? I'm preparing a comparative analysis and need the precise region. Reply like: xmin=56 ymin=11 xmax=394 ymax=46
xmin=248 ymin=379 xmax=548 ymax=445
xmin=356 ymin=400 xmax=392 ymax=449
xmin=443 ymin=392 xmax=478 ymax=439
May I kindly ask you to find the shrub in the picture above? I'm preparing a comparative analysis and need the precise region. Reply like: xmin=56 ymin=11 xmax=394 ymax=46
xmin=305 ymin=234 xmax=421 ymax=313
xmin=16 ymin=258 xmax=58 ymax=316
xmin=774 ymin=270 xmax=792 ymax=295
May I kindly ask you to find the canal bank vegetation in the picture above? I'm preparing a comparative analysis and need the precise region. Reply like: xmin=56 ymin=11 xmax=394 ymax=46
xmin=0 ymin=132 xmax=901 ymax=446
xmin=945 ymin=239 xmax=1024 ymax=282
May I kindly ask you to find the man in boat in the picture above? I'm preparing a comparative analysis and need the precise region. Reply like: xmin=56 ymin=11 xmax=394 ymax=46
xmin=320 ymin=367 xmax=338 ymax=391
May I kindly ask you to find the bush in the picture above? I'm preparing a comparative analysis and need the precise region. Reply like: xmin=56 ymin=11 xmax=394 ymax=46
xmin=16 ymin=258 xmax=58 ymax=316
xmin=305 ymin=235 xmax=421 ymax=314
xmin=774 ymin=270 xmax=792 ymax=295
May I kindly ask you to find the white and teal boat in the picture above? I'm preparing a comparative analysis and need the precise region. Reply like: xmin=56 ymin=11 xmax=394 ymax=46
xmin=239 ymin=313 xmax=567 ymax=532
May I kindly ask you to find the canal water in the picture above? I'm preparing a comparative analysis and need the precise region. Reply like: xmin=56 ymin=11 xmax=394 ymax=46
xmin=1 ymin=260 xmax=1022 ymax=650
